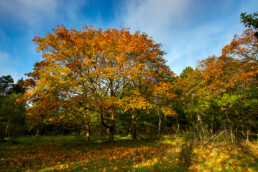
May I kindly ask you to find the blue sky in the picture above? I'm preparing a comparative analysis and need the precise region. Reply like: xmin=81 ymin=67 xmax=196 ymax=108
xmin=0 ymin=0 xmax=257 ymax=82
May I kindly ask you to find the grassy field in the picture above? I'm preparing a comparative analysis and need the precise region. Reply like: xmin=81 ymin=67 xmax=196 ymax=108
xmin=0 ymin=135 xmax=257 ymax=171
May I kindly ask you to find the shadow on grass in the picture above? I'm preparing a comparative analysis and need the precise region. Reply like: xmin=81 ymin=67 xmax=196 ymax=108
xmin=0 ymin=135 xmax=172 ymax=171
xmin=177 ymin=134 xmax=194 ymax=170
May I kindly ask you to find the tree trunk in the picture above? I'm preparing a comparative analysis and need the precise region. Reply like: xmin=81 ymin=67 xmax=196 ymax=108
xmin=163 ymin=114 xmax=166 ymax=134
xmin=5 ymin=122 xmax=9 ymax=137
xmin=196 ymin=123 xmax=202 ymax=142
xmin=210 ymin=123 xmax=214 ymax=137
xmin=85 ymin=123 xmax=90 ymax=141
xmin=158 ymin=111 xmax=161 ymax=138
xmin=230 ymin=126 xmax=234 ymax=143
xmin=83 ymin=114 xmax=91 ymax=141
xmin=246 ymin=129 xmax=249 ymax=143
xmin=132 ymin=112 xmax=137 ymax=140
xmin=36 ymin=129 xmax=39 ymax=137
xmin=175 ymin=122 xmax=180 ymax=137
xmin=197 ymin=113 xmax=205 ymax=141
xmin=101 ymin=112 xmax=115 ymax=141
xmin=109 ymin=127 xmax=114 ymax=141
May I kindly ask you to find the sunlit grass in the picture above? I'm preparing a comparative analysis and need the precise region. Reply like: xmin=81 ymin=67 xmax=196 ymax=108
xmin=0 ymin=135 xmax=257 ymax=171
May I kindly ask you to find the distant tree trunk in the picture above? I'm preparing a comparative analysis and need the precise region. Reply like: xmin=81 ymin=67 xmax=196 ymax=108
xmin=230 ymin=126 xmax=234 ymax=143
xmin=5 ymin=122 xmax=9 ymax=137
xmin=109 ymin=127 xmax=114 ymax=141
xmin=36 ymin=129 xmax=39 ymax=137
xmin=175 ymin=121 xmax=180 ymax=137
xmin=226 ymin=114 xmax=234 ymax=143
xmin=163 ymin=114 xmax=166 ymax=134
xmin=197 ymin=113 xmax=205 ymax=141
xmin=246 ymin=129 xmax=249 ymax=143
xmin=132 ymin=112 xmax=137 ymax=140
xmin=196 ymin=123 xmax=202 ymax=141
xmin=210 ymin=123 xmax=214 ymax=137
xmin=158 ymin=111 xmax=161 ymax=138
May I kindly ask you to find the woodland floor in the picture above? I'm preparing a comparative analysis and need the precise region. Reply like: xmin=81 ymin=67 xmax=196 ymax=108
xmin=0 ymin=135 xmax=257 ymax=171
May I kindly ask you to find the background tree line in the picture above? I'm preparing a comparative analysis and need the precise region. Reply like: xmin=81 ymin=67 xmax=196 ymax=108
xmin=0 ymin=12 xmax=257 ymax=143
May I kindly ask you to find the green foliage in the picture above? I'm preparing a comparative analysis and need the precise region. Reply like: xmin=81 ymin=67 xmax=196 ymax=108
xmin=241 ymin=12 xmax=258 ymax=38
xmin=0 ymin=75 xmax=27 ymax=139
xmin=0 ymin=75 xmax=14 ymax=96
xmin=241 ymin=12 xmax=258 ymax=29
xmin=179 ymin=66 xmax=194 ymax=78
xmin=11 ymin=78 xmax=25 ymax=94
xmin=0 ymin=93 xmax=27 ymax=139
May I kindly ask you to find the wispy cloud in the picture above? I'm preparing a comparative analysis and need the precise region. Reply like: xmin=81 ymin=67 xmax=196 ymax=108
xmin=0 ymin=0 xmax=91 ymax=28
xmin=119 ymin=0 xmax=193 ymax=74
xmin=0 ymin=0 xmax=92 ymax=81
xmin=0 ymin=0 xmax=58 ymax=26
xmin=121 ymin=0 xmax=190 ymax=42
xmin=119 ymin=0 xmax=256 ymax=74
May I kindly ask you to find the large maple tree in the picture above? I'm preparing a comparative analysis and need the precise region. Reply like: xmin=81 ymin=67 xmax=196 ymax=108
xmin=19 ymin=25 xmax=176 ymax=141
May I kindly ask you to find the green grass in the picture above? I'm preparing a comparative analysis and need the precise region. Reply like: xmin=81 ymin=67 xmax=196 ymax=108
xmin=0 ymin=135 xmax=257 ymax=171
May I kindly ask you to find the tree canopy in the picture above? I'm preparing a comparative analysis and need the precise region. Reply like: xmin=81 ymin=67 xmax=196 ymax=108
xmin=19 ymin=25 xmax=176 ymax=141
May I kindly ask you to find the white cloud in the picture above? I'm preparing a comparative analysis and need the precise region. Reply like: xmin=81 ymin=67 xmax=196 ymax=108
xmin=122 ymin=0 xmax=190 ymax=41
xmin=0 ymin=0 xmax=90 ymax=28
xmin=60 ymin=0 xmax=88 ymax=21
xmin=0 ymin=0 xmax=58 ymax=26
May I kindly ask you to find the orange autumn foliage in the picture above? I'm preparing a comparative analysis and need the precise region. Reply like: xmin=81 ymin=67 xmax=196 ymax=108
xmin=19 ymin=25 xmax=176 ymax=139
xmin=202 ymin=28 xmax=257 ymax=94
